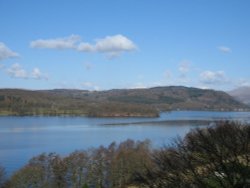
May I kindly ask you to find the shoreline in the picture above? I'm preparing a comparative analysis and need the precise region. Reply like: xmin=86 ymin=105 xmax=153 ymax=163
xmin=101 ymin=119 xmax=224 ymax=126
xmin=1 ymin=109 xmax=250 ymax=118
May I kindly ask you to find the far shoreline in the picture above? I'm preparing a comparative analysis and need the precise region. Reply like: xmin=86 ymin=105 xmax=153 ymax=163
xmin=0 ymin=109 xmax=250 ymax=118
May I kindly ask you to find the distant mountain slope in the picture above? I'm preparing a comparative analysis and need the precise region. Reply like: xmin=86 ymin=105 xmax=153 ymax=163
xmin=228 ymin=87 xmax=250 ymax=105
xmin=0 ymin=86 xmax=248 ymax=117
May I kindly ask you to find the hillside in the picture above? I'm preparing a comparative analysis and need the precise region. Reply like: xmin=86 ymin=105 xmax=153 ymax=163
xmin=0 ymin=86 xmax=248 ymax=117
xmin=228 ymin=87 xmax=250 ymax=105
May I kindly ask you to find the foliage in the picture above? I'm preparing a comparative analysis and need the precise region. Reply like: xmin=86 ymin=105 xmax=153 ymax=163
xmin=138 ymin=121 xmax=250 ymax=188
xmin=6 ymin=140 xmax=152 ymax=188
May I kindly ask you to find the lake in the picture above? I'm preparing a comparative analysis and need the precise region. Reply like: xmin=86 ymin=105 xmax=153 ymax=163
xmin=0 ymin=111 xmax=250 ymax=176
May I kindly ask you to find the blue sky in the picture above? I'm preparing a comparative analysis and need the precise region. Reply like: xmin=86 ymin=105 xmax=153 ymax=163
xmin=0 ymin=0 xmax=250 ymax=91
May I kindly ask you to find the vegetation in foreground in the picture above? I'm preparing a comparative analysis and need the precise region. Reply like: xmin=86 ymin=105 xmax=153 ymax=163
xmin=0 ymin=121 xmax=250 ymax=188
xmin=0 ymin=86 xmax=248 ymax=117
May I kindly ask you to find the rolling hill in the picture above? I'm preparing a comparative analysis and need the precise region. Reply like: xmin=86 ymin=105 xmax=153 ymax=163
xmin=228 ymin=86 xmax=250 ymax=105
xmin=0 ymin=86 xmax=248 ymax=117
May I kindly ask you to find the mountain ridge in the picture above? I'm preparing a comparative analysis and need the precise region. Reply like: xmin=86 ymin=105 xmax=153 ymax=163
xmin=228 ymin=86 xmax=250 ymax=105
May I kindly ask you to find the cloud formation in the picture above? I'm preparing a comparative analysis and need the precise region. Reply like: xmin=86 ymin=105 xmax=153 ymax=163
xmin=30 ymin=35 xmax=81 ymax=49
xmin=31 ymin=34 xmax=137 ymax=58
xmin=217 ymin=46 xmax=231 ymax=53
xmin=0 ymin=42 xmax=19 ymax=61
xmin=178 ymin=61 xmax=191 ymax=84
xmin=236 ymin=79 xmax=250 ymax=87
xmin=31 ymin=68 xmax=48 ymax=80
xmin=78 ymin=34 xmax=137 ymax=57
xmin=81 ymin=82 xmax=100 ymax=91
xmin=200 ymin=70 xmax=227 ymax=84
xmin=179 ymin=61 xmax=191 ymax=74
xmin=7 ymin=63 xmax=47 ymax=80
xmin=7 ymin=63 xmax=28 ymax=78
xmin=130 ymin=82 xmax=147 ymax=89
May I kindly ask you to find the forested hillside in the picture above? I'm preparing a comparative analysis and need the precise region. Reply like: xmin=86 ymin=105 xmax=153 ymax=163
xmin=0 ymin=86 xmax=248 ymax=117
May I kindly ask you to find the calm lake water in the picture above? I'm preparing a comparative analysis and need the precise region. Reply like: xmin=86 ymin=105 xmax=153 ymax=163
xmin=1 ymin=111 xmax=250 ymax=175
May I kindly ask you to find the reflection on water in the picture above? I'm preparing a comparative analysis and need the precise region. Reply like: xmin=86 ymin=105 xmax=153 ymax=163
xmin=0 ymin=111 xmax=250 ymax=175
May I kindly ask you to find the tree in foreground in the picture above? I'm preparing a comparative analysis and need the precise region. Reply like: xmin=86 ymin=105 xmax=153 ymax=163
xmin=138 ymin=121 xmax=250 ymax=188
xmin=6 ymin=140 xmax=152 ymax=188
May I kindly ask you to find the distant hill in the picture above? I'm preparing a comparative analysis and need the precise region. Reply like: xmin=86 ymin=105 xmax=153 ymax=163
xmin=228 ymin=87 xmax=250 ymax=105
xmin=0 ymin=86 xmax=248 ymax=117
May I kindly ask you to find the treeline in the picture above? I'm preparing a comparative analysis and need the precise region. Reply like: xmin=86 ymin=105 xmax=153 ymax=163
xmin=0 ymin=140 xmax=152 ymax=188
xmin=1 ymin=122 xmax=250 ymax=188
xmin=0 ymin=92 xmax=158 ymax=117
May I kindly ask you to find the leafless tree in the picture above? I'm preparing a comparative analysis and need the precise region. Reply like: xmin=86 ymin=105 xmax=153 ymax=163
xmin=139 ymin=122 xmax=250 ymax=188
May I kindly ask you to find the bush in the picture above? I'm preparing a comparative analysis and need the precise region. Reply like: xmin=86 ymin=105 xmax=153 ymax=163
xmin=7 ymin=140 xmax=152 ymax=188
xmin=138 ymin=121 xmax=250 ymax=188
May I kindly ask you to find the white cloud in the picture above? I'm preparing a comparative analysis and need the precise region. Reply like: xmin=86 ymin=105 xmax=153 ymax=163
xmin=128 ymin=83 xmax=147 ymax=89
xmin=217 ymin=46 xmax=231 ymax=53
xmin=78 ymin=42 xmax=95 ymax=52
xmin=7 ymin=63 xmax=28 ymax=78
xmin=30 ymin=35 xmax=81 ymax=49
xmin=0 ymin=64 xmax=4 ymax=69
xmin=0 ymin=42 xmax=19 ymax=61
xmin=128 ymin=82 xmax=165 ymax=89
xmin=200 ymin=70 xmax=227 ymax=84
xmin=78 ymin=34 xmax=137 ymax=57
xmin=82 ymin=82 xmax=93 ymax=87
xmin=31 ymin=68 xmax=48 ymax=80
xmin=31 ymin=34 xmax=137 ymax=58
xmin=7 ymin=63 xmax=48 ymax=80
xmin=236 ymin=79 xmax=250 ymax=87
xmin=179 ymin=61 xmax=191 ymax=74
xmin=198 ymin=85 xmax=210 ymax=90
xmin=96 ymin=34 xmax=136 ymax=53
xmin=81 ymin=82 xmax=100 ymax=91
xmin=177 ymin=61 xmax=192 ymax=84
